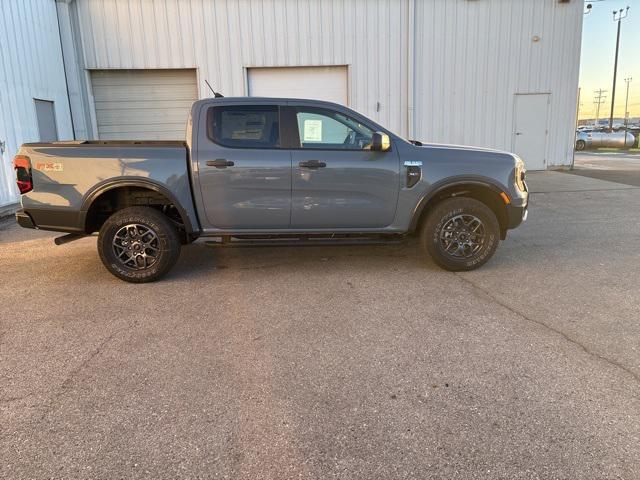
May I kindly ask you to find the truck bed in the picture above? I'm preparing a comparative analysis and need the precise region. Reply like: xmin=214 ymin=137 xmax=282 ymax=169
xmin=16 ymin=140 xmax=198 ymax=234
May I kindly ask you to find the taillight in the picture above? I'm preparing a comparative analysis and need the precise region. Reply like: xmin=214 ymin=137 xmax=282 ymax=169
xmin=13 ymin=155 xmax=33 ymax=194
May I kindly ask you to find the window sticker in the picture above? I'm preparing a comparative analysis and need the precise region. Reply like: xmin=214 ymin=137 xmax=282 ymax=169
xmin=303 ymin=119 xmax=323 ymax=142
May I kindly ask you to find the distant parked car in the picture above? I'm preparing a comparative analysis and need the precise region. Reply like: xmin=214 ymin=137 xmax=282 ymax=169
xmin=575 ymin=130 xmax=635 ymax=150
xmin=627 ymin=127 xmax=640 ymax=148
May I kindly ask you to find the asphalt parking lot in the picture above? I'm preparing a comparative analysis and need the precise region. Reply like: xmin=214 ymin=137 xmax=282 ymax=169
xmin=1 ymin=166 xmax=639 ymax=479
xmin=570 ymin=151 xmax=640 ymax=186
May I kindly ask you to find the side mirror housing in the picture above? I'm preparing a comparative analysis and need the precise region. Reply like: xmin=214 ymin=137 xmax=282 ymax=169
xmin=371 ymin=132 xmax=391 ymax=151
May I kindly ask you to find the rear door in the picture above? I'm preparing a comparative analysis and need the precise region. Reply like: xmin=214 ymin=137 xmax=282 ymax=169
xmin=286 ymin=105 xmax=400 ymax=228
xmin=196 ymin=103 xmax=291 ymax=229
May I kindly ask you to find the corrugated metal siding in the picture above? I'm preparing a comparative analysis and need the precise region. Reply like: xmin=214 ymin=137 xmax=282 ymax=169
xmin=414 ymin=0 xmax=583 ymax=168
xmin=61 ymin=0 xmax=582 ymax=169
xmin=71 ymin=0 xmax=412 ymax=140
xmin=0 ymin=0 xmax=74 ymax=207
xmin=69 ymin=0 xmax=581 ymax=169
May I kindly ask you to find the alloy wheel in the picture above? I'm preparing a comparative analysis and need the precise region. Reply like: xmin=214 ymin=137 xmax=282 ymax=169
xmin=112 ymin=223 xmax=160 ymax=269
xmin=439 ymin=214 xmax=486 ymax=259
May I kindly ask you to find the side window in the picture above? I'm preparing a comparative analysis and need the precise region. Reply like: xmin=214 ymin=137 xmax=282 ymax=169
xmin=208 ymin=105 xmax=280 ymax=148
xmin=295 ymin=108 xmax=374 ymax=150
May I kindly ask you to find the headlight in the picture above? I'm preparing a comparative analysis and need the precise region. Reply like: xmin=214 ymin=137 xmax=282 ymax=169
xmin=515 ymin=161 xmax=527 ymax=192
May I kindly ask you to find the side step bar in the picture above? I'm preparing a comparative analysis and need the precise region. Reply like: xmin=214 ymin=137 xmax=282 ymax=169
xmin=54 ymin=233 xmax=86 ymax=245
xmin=204 ymin=235 xmax=406 ymax=248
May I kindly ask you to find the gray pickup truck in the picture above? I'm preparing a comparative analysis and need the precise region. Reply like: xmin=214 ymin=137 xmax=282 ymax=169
xmin=13 ymin=97 xmax=528 ymax=282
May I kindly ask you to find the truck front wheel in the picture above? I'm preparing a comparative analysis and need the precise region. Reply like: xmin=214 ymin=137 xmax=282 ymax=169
xmin=420 ymin=197 xmax=500 ymax=271
xmin=97 ymin=206 xmax=181 ymax=283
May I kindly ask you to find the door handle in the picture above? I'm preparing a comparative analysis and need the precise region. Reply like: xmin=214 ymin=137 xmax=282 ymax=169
xmin=206 ymin=159 xmax=234 ymax=168
xmin=299 ymin=160 xmax=326 ymax=169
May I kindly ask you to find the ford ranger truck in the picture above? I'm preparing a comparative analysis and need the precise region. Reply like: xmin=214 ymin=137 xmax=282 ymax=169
xmin=13 ymin=97 xmax=528 ymax=283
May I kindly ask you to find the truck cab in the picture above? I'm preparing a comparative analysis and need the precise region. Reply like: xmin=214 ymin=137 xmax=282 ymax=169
xmin=193 ymin=98 xmax=400 ymax=231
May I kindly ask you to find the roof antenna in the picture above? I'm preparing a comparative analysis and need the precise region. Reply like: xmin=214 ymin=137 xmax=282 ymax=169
xmin=205 ymin=79 xmax=224 ymax=98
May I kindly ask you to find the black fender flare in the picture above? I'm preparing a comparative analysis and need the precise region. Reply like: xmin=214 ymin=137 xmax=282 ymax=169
xmin=409 ymin=177 xmax=509 ymax=233
xmin=79 ymin=177 xmax=197 ymax=233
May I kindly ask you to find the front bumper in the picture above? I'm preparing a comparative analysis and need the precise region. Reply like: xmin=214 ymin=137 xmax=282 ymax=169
xmin=506 ymin=204 xmax=528 ymax=229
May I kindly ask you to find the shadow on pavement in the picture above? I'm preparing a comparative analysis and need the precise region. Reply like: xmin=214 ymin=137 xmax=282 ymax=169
xmin=566 ymin=168 xmax=640 ymax=187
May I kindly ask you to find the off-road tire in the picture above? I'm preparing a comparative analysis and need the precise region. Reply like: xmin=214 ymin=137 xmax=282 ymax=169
xmin=420 ymin=197 xmax=500 ymax=271
xmin=98 ymin=206 xmax=181 ymax=283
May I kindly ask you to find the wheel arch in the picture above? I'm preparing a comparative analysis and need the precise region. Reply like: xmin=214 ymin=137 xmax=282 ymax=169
xmin=410 ymin=179 xmax=510 ymax=239
xmin=80 ymin=178 xmax=197 ymax=236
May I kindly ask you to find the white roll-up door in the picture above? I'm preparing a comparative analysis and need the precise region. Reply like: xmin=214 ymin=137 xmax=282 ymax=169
xmin=90 ymin=69 xmax=198 ymax=140
xmin=247 ymin=66 xmax=348 ymax=105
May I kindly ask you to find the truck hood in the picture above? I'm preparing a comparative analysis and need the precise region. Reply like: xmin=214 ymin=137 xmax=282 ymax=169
xmin=409 ymin=140 xmax=516 ymax=157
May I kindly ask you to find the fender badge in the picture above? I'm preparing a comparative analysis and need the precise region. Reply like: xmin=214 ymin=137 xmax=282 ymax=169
xmin=404 ymin=160 xmax=422 ymax=167
xmin=35 ymin=162 xmax=63 ymax=172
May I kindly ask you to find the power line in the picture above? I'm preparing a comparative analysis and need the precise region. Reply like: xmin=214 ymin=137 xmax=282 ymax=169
xmin=593 ymin=89 xmax=607 ymax=124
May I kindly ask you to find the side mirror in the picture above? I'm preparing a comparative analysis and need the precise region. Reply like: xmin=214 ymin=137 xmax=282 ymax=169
xmin=371 ymin=132 xmax=391 ymax=151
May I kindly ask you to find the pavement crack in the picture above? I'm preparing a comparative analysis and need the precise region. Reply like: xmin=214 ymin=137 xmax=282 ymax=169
xmin=36 ymin=322 xmax=137 ymax=421
xmin=0 ymin=392 xmax=35 ymax=404
xmin=454 ymin=273 xmax=640 ymax=385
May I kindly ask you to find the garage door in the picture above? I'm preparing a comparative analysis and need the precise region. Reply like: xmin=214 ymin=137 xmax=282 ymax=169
xmin=91 ymin=69 xmax=198 ymax=140
xmin=247 ymin=66 xmax=348 ymax=105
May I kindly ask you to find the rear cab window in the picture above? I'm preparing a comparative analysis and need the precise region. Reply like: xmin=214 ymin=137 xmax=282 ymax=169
xmin=207 ymin=105 xmax=280 ymax=148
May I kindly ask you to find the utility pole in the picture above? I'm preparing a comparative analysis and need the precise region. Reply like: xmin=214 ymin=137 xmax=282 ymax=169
xmin=623 ymin=77 xmax=632 ymax=131
xmin=594 ymin=89 xmax=607 ymax=126
xmin=576 ymin=87 xmax=581 ymax=128
xmin=609 ymin=6 xmax=630 ymax=130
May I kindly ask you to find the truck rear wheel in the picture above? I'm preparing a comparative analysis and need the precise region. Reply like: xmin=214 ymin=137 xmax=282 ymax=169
xmin=97 ymin=206 xmax=181 ymax=283
xmin=420 ymin=197 xmax=499 ymax=271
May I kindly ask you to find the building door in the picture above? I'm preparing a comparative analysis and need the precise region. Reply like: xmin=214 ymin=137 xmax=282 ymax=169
xmin=247 ymin=66 xmax=348 ymax=105
xmin=513 ymin=93 xmax=549 ymax=170
xmin=34 ymin=99 xmax=58 ymax=142
xmin=90 ymin=69 xmax=198 ymax=140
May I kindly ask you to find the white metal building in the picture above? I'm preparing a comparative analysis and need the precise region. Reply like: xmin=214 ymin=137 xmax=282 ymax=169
xmin=0 ymin=0 xmax=74 ymax=208
xmin=0 ymin=0 xmax=583 ymax=209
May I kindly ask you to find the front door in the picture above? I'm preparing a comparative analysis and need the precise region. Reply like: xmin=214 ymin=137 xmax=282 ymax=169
xmin=197 ymin=104 xmax=291 ymax=229
xmin=287 ymin=106 xmax=400 ymax=228
xmin=513 ymin=93 xmax=550 ymax=170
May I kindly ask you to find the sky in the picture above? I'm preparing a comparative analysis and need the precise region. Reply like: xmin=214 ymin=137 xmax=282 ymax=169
xmin=578 ymin=0 xmax=640 ymax=120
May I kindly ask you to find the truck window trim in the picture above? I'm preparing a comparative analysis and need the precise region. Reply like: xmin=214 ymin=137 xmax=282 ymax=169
xmin=206 ymin=105 xmax=284 ymax=150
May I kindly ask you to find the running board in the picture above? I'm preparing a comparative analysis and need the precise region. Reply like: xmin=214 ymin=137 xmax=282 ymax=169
xmin=54 ymin=233 xmax=87 ymax=245
xmin=204 ymin=236 xmax=406 ymax=248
